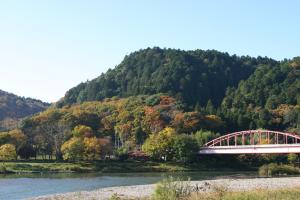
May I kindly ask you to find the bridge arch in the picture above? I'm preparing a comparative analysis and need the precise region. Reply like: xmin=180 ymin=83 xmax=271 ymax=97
xmin=200 ymin=130 xmax=300 ymax=154
xmin=203 ymin=130 xmax=300 ymax=147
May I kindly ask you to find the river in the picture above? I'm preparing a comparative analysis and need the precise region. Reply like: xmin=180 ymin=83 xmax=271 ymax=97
xmin=0 ymin=171 xmax=257 ymax=200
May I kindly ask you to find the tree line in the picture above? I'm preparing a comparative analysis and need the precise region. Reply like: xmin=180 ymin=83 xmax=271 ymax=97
xmin=0 ymin=95 xmax=219 ymax=162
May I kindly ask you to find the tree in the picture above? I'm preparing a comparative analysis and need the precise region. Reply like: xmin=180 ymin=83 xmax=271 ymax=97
xmin=203 ymin=115 xmax=225 ymax=132
xmin=257 ymin=109 xmax=270 ymax=128
xmin=98 ymin=137 xmax=113 ymax=159
xmin=83 ymin=137 xmax=101 ymax=160
xmin=205 ymin=100 xmax=215 ymax=114
xmin=35 ymin=120 xmax=70 ymax=160
xmin=0 ymin=132 xmax=11 ymax=146
xmin=0 ymin=144 xmax=17 ymax=161
xmin=8 ymin=129 xmax=27 ymax=152
xmin=18 ymin=145 xmax=36 ymax=160
xmin=142 ymin=127 xmax=176 ymax=161
xmin=173 ymin=134 xmax=198 ymax=162
xmin=61 ymin=138 xmax=84 ymax=161
xmin=287 ymin=153 xmax=298 ymax=166
xmin=194 ymin=130 xmax=217 ymax=146
xmin=134 ymin=127 xmax=147 ymax=145
xmin=73 ymin=125 xmax=93 ymax=138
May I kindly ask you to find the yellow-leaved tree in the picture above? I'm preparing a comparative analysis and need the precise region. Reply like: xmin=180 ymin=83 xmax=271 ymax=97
xmin=61 ymin=137 xmax=84 ymax=161
xmin=83 ymin=137 xmax=101 ymax=160
xmin=0 ymin=144 xmax=17 ymax=161
xmin=142 ymin=127 xmax=176 ymax=161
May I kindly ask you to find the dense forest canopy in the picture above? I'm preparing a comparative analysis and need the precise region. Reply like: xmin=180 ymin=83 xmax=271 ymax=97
xmin=0 ymin=90 xmax=50 ymax=131
xmin=221 ymin=57 xmax=300 ymax=132
xmin=57 ymin=47 xmax=276 ymax=108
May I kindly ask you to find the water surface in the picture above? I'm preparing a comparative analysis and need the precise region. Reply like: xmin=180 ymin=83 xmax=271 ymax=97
xmin=0 ymin=171 xmax=257 ymax=200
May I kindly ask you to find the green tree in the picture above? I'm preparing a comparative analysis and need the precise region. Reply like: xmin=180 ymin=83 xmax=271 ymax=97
xmin=173 ymin=135 xmax=198 ymax=162
xmin=17 ymin=145 xmax=36 ymax=160
xmin=205 ymin=100 xmax=215 ymax=114
xmin=287 ymin=153 xmax=298 ymax=166
xmin=194 ymin=130 xmax=217 ymax=146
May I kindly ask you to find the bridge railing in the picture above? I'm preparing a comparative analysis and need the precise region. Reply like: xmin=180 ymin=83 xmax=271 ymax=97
xmin=203 ymin=130 xmax=300 ymax=148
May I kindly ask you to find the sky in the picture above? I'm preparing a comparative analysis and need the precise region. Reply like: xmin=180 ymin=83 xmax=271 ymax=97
xmin=0 ymin=0 xmax=299 ymax=103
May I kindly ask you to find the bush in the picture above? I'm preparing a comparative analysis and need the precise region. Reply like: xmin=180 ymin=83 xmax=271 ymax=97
xmin=288 ymin=153 xmax=298 ymax=166
xmin=152 ymin=176 xmax=194 ymax=200
xmin=0 ymin=163 xmax=7 ymax=173
xmin=259 ymin=163 xmax=300 ymax=176
xmin=109 ymin=193 xmax=121 ymax=200
xmin=114 ymin=147 xmax=129 ymax=161
xmin=145 ymin=95 xmax=161 ymax=106
xmin=188 ymin=187 xmax=300 ymax=200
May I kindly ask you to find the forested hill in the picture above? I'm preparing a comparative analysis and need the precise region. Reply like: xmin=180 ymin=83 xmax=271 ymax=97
xmin=57 ymin=47 xmax=276 ymax=108
xmin=221 ymin=57 xmax=300 ymax=132
xmin=0 ymin=90 xmax=50 ymax=130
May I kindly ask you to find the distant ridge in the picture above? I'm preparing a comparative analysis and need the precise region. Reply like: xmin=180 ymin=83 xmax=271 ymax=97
xmin=0 ymin=89 xmax=50 ymax=130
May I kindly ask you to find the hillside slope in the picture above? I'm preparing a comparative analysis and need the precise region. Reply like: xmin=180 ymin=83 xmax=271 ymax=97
xmin=57 ymin=47 xmax=276 ymax=108
xmin=0 ymin=90 xmax=50 ymax=130
xmin=221 ymin=57 xmax=300 ymax=132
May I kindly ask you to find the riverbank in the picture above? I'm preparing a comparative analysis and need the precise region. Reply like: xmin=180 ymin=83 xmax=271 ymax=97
xmin=29 ymin=177 xmax=300 ymax=200
xmin=1 ymin=160 xmax=246 ymax=174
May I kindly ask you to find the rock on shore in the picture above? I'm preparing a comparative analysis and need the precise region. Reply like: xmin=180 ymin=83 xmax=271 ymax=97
xmin=29 ymin=177 xmax=300 ymax=200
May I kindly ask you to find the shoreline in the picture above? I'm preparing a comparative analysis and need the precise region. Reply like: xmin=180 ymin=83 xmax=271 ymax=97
xmin=1 ymin=161 xmax=256 ymax=174
xmin=29 ymin=177 xmax=300 ymax=200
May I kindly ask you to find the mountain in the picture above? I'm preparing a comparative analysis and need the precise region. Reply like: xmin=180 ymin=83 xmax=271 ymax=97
xmin=0 ymin=90 xmax=50 ymax=130
xmin=4 ymin=48 xmax=299 ymax=161
xmin=57 ymin=47 xmax=276 ymax=108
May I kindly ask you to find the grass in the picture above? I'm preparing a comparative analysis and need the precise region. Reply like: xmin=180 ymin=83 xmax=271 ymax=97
xmin=188 ymin=188 xmax=300 ymax=200
xmin=258 ymin=163 xmax=300 ymax=176
xmin=2 ymin=162 xmax=92 ymax=173
xmin=1 ymin=160 xmax=213 ymax=174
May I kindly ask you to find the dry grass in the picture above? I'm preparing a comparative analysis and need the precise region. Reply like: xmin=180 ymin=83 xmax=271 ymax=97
xmin=152 ymin=177 xmax=300 ymax=200
xmin=188 ymin=187 xmax=300 ymax=200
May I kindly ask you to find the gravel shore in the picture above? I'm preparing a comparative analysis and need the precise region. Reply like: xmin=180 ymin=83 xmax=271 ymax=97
xmin=29 ymin=177 xmax=300 ymax=200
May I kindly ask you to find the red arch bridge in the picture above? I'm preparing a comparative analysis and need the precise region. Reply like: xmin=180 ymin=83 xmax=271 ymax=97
xmin=199 ymin=130 xmax=300 ymax=154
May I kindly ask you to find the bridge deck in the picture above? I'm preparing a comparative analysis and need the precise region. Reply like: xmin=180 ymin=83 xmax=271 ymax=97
xmin=199 ymin=144 xmax=300 ymax=154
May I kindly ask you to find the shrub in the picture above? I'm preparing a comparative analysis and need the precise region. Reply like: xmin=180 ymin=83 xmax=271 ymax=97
xmin=145 ymin=95 xmax=161 ymax=106
xmin=114 ymin=147 xmax=129 ymax=161
xmin=287 ymin=153 xmax=298 ymax=166
xmin=152 ymin=176 xmax=194 ymax=200
xmin=0 ymin=163 xmax=7 ymax=173
xmin=109 ymin=193 xmax=121 ymax=200
xmin=259 ymin=163 xmax=300 ymax=176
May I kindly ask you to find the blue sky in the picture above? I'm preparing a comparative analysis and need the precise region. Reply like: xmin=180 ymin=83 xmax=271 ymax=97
xmin=0 ymin=0 xmax=299 ymax=102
